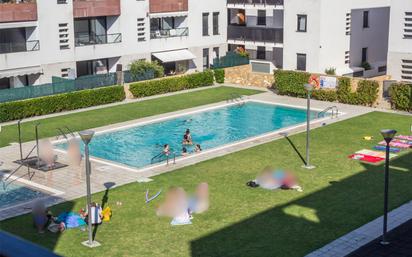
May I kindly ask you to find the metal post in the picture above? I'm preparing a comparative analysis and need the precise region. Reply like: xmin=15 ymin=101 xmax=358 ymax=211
xmin=85 ymin=143 xmax=93 ymax=246
xmin=381 ymin=142 xmax=390 ymax=245
xmin=35 ymin=123 xmax=40 ymax=169
xmin=17 ymin=120 xmax=23 ymax=161
xmin=302 ymin=85 xmax=315 ymax=169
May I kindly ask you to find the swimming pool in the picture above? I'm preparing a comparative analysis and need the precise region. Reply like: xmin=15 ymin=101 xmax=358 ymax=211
xmin=0 ymin=183 xmax=47 ymax=209
xmin=57 ymin=101 xmax=322 ymax=169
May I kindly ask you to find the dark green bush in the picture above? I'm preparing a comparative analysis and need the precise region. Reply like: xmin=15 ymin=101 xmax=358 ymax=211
xmin=214 ymin=69 xmax=225 ymax=84
xmin=129 ymin=70 xmax=214 ymax=98
xmin=0 ymin=85 xmax=125 ymax=122
xmin=273 ymin=70 xmax=310 ymax=98
xmin=129 ymin=60 xmax=164 ymax=79
xmin=356 ymin=80 xmax=379 ymax=106
xmin=389 ymin=83 xmax=412 ymax=111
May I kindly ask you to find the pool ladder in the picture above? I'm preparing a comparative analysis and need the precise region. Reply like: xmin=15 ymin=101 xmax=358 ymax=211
xmin=151 ymin=151 xmax=176 ymax=166
xmin=317 ymin=106 xmax=339 ymax=119
xmin=56 ymin=126 xmax=75 ymax=141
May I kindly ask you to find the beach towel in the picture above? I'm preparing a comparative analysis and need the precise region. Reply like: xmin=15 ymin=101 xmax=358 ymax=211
xmin=349 ymin=154 xmax=385 ymax=163
xmin=355 ymin=149 xmax=397 ymax=159
xmin=378 ymin=141 xmax=411 ymax=149
xmin=57 ymin=212 xmax=86 ymax=229
xmin=395 ymin=135 xmax=412 ymax=141
xmin=373 ymin=145 xmax=401 ymax=153
xmin=170 ymin=212 xmax=192 ymax=226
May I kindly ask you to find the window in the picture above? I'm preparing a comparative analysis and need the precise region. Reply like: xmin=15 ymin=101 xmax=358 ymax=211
xmin=257 ymin=10 xmax=266 ymax=26
xmin=57 ymin=0 xmax=67 ymax=3
xmin=363 ymin=11 xmax=369 ymax=28
xmin=213 ymin=12 xmax=219 ymax=35
xmin=297 ymin=15 xmax=307 ymax=32
xmin=203 ymin=48 xmax=209 ymax=69
xmin=296 ymin=53 xmax=307 ymax=71
xmin=362 ymin=47 xmax=368 ymax=63
xmin=202 ymin=13 xmax=209 ymax=36
xmin=256 ymin=46 xmax=266 ymax=60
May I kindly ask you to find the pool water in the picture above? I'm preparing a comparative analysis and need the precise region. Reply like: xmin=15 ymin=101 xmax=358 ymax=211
xmin=58 ymin=102 xmax=320 ymax=168
xmin=0 ymin=183 xmax=47 ymax=209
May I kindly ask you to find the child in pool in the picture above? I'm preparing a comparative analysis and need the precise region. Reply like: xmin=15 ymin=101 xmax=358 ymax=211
xmin=194 ymin=144 xmax=202 ymax=153
xmin=182 ymin=147 xmax=188 ymax=156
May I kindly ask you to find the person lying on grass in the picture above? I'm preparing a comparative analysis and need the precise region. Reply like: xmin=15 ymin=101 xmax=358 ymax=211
xmin=247 ymin=167 xmax=303 ymax=192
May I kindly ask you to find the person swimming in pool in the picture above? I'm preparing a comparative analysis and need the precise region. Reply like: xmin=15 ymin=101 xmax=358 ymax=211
xmin=182 ymin=147 xmax=188 ymax=156
xmin=182 ymin=129 xmax=193 ymax=145
xmin=194 ymin=144 xmax=202 ymax=153
xmin=163 ymin=144 xmax=170 ymax=156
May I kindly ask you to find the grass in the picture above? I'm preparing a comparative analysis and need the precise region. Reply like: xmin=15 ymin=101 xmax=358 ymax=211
xmin=0 ymin=86 xmax=262 ymax=147
xmin=1 ymin=111 xmax=411 ymax=257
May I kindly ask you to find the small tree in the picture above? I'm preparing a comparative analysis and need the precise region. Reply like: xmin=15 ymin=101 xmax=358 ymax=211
xmin=325 ymin=67 xmax=336 ymax=75
xmin=129 ymin=60 xmax=164 ymax=79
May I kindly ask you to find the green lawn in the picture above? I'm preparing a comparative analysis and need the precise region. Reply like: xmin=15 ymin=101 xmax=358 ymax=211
xmin=0 ymin=86 xmax=262 ymax=147
xmin=1 ymin=111 xmax=411 ymax=257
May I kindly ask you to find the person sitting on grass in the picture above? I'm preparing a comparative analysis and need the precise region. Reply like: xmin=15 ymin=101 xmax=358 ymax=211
xmin=157 ymin=187 xmax=191 ymax=225
xmin=32 ymin=200 xmax=51 ymax=233
xmin=194 ymin=144 xmax=202 ymax=153
xmin=188 ymin=182 xmax=209 ymax=215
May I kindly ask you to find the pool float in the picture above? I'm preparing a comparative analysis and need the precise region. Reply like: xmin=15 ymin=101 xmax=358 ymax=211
xmin=308 ymin=75 xmax=320 ymax=90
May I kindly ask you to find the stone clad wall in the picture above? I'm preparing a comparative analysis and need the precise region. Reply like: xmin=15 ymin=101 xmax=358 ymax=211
xmin=224 ymin=65 xmax=274 ymax=88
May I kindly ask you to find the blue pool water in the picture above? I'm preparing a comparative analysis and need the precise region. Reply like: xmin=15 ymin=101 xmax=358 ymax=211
xmin=58 ymin=102 xmax=319 ymax=168
xmin=0 ymin=183 xmax=46 ymax=209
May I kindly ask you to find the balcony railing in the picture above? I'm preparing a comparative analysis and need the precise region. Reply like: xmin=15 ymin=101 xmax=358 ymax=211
xmin=228 ymin=25 xmax=283 ymax=44
xmin=0 ymin=40 xmax=39 ymax=54
xmin=0 ymin=1 xmax=38 ymax=23
xmin=149 ymin=0 xmax=188 ymax=13
xmin=75 ymin=33 xmax=122 ymax=46
xmin=227 ymin=0 xmax=283 ymax=6
xmin=73 ymin=0 xmax=121 ymax=18
xmin=150 ymin=27 xmax=188 ymax=39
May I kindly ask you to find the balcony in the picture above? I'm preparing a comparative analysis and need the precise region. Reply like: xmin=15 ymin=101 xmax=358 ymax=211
xmin=73 ymin=0 xmax=121 ymax=18
xmin=0 ymin=1 xmax=37 ymax=23
xmin=150 ymin=27 xmax=188 ymax=39
xmin=149 ymin=0 xmax=188 ymax=13
xmin=227 ymin=25 xmax=283 ymax=44
xmin=0 ymin=40 xmax=39 ymax=54
xmin=227 ymin=0 xmax=283 ymax=6
xmin=75 ymin=33 xmax=122 ymax=46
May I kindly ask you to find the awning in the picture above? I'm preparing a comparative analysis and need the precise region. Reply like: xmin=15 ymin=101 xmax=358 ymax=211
xmin=0 ymin=21 xmax=38 ymax=29
xmin=149 ymin=11 xmax=188 ymax=18
xmin=0 ymin=66 xmax=43 ymax=79
xmin=152 ymin=49 xmax=196 ymax=63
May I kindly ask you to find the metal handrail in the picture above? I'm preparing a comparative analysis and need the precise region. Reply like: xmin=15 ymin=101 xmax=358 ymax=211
xmin=75 ymin=32 xmax=122 ymax=46
xmin=227 ymin=0 xmax=284 ymax=6
xmin=0 ymin=40 xmax=40 ymax=54
xmin=2 ymin=145 xmax=36 ymax=190
xmin=151 ymin=151 xmax=176 ymax=165
xmin=317 ymin=106 xmax=339 ymax=119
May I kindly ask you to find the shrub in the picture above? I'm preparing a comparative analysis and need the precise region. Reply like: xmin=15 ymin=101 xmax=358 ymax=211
xmin=336 ymin=77 xmax=353 ymax=104
xmin=273 ymin=70 xmax=310 ymax=98
xmin=389 ymin=83 xmax=412 ymax=111
xmin=129 ymin=60 xmax=164 ymax=80
xmin=0 ymin=85 xmax=125 ymax=122
xmin=129 ymin=70 xmax=214 ymax=98
xmin=312 ymin=90 xmax=338 ymax=102
xmin=356 ymin=80 xmax=379 ymax=106
xmin=324 ymin=67 xmax=336 ymax=75
xmin=361 ymin=62 xmax=371 ymax=71
xmin=214 ymin=69 xmax=225 ymax=84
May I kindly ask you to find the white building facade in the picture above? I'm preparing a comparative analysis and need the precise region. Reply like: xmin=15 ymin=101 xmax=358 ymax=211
xmin=227 ymin=0 xmax=391 ymax=77
xmin=0 ymin=0 xmax=227 ymax=89
xmin=387 ymin=0 xmax=412 ymax=83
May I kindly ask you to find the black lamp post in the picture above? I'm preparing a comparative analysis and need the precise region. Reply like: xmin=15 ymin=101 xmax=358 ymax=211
xmin=302 ymin=83 xmax=315 ymax=169
xmin=79 ymin=130 xmax=100 ymax=248
xmin=380 ymin=129 xmax=397 ymax=245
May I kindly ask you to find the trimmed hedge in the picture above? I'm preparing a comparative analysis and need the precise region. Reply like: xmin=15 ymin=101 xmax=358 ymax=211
xmin=273 ymin=70 xmax=379 ymax=107
xmin=0 ymin=85 xmax=125 ymax=122
xmin=129 ymin=70 xmax=214 ymax=98
xmin=214 ymin=69 xmax=225 ymax=84
xmin=389 ymin=83 xmax=412 ymax=111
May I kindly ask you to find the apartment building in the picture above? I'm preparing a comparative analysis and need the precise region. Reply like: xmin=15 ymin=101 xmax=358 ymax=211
xmin=0 ymin=0 xmax=227 ymax=89
xmin=387 ymin=0 xmax=412 ymax=83
xmin=227 ymin=0 xmax=391 ymax=76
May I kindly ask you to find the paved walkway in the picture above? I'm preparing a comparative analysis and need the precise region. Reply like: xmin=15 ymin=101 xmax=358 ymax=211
xmin=305 ymin=200 xmax=412 ymax=257
xmin=346 ymin=218 xmax=412 ymax=257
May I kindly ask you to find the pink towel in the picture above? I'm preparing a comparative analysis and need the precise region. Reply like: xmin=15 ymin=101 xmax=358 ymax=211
xmin=378 ymin=141 xmax=411 ymax=149
xmin=395 ymin=135 xmax=412 ymax=141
